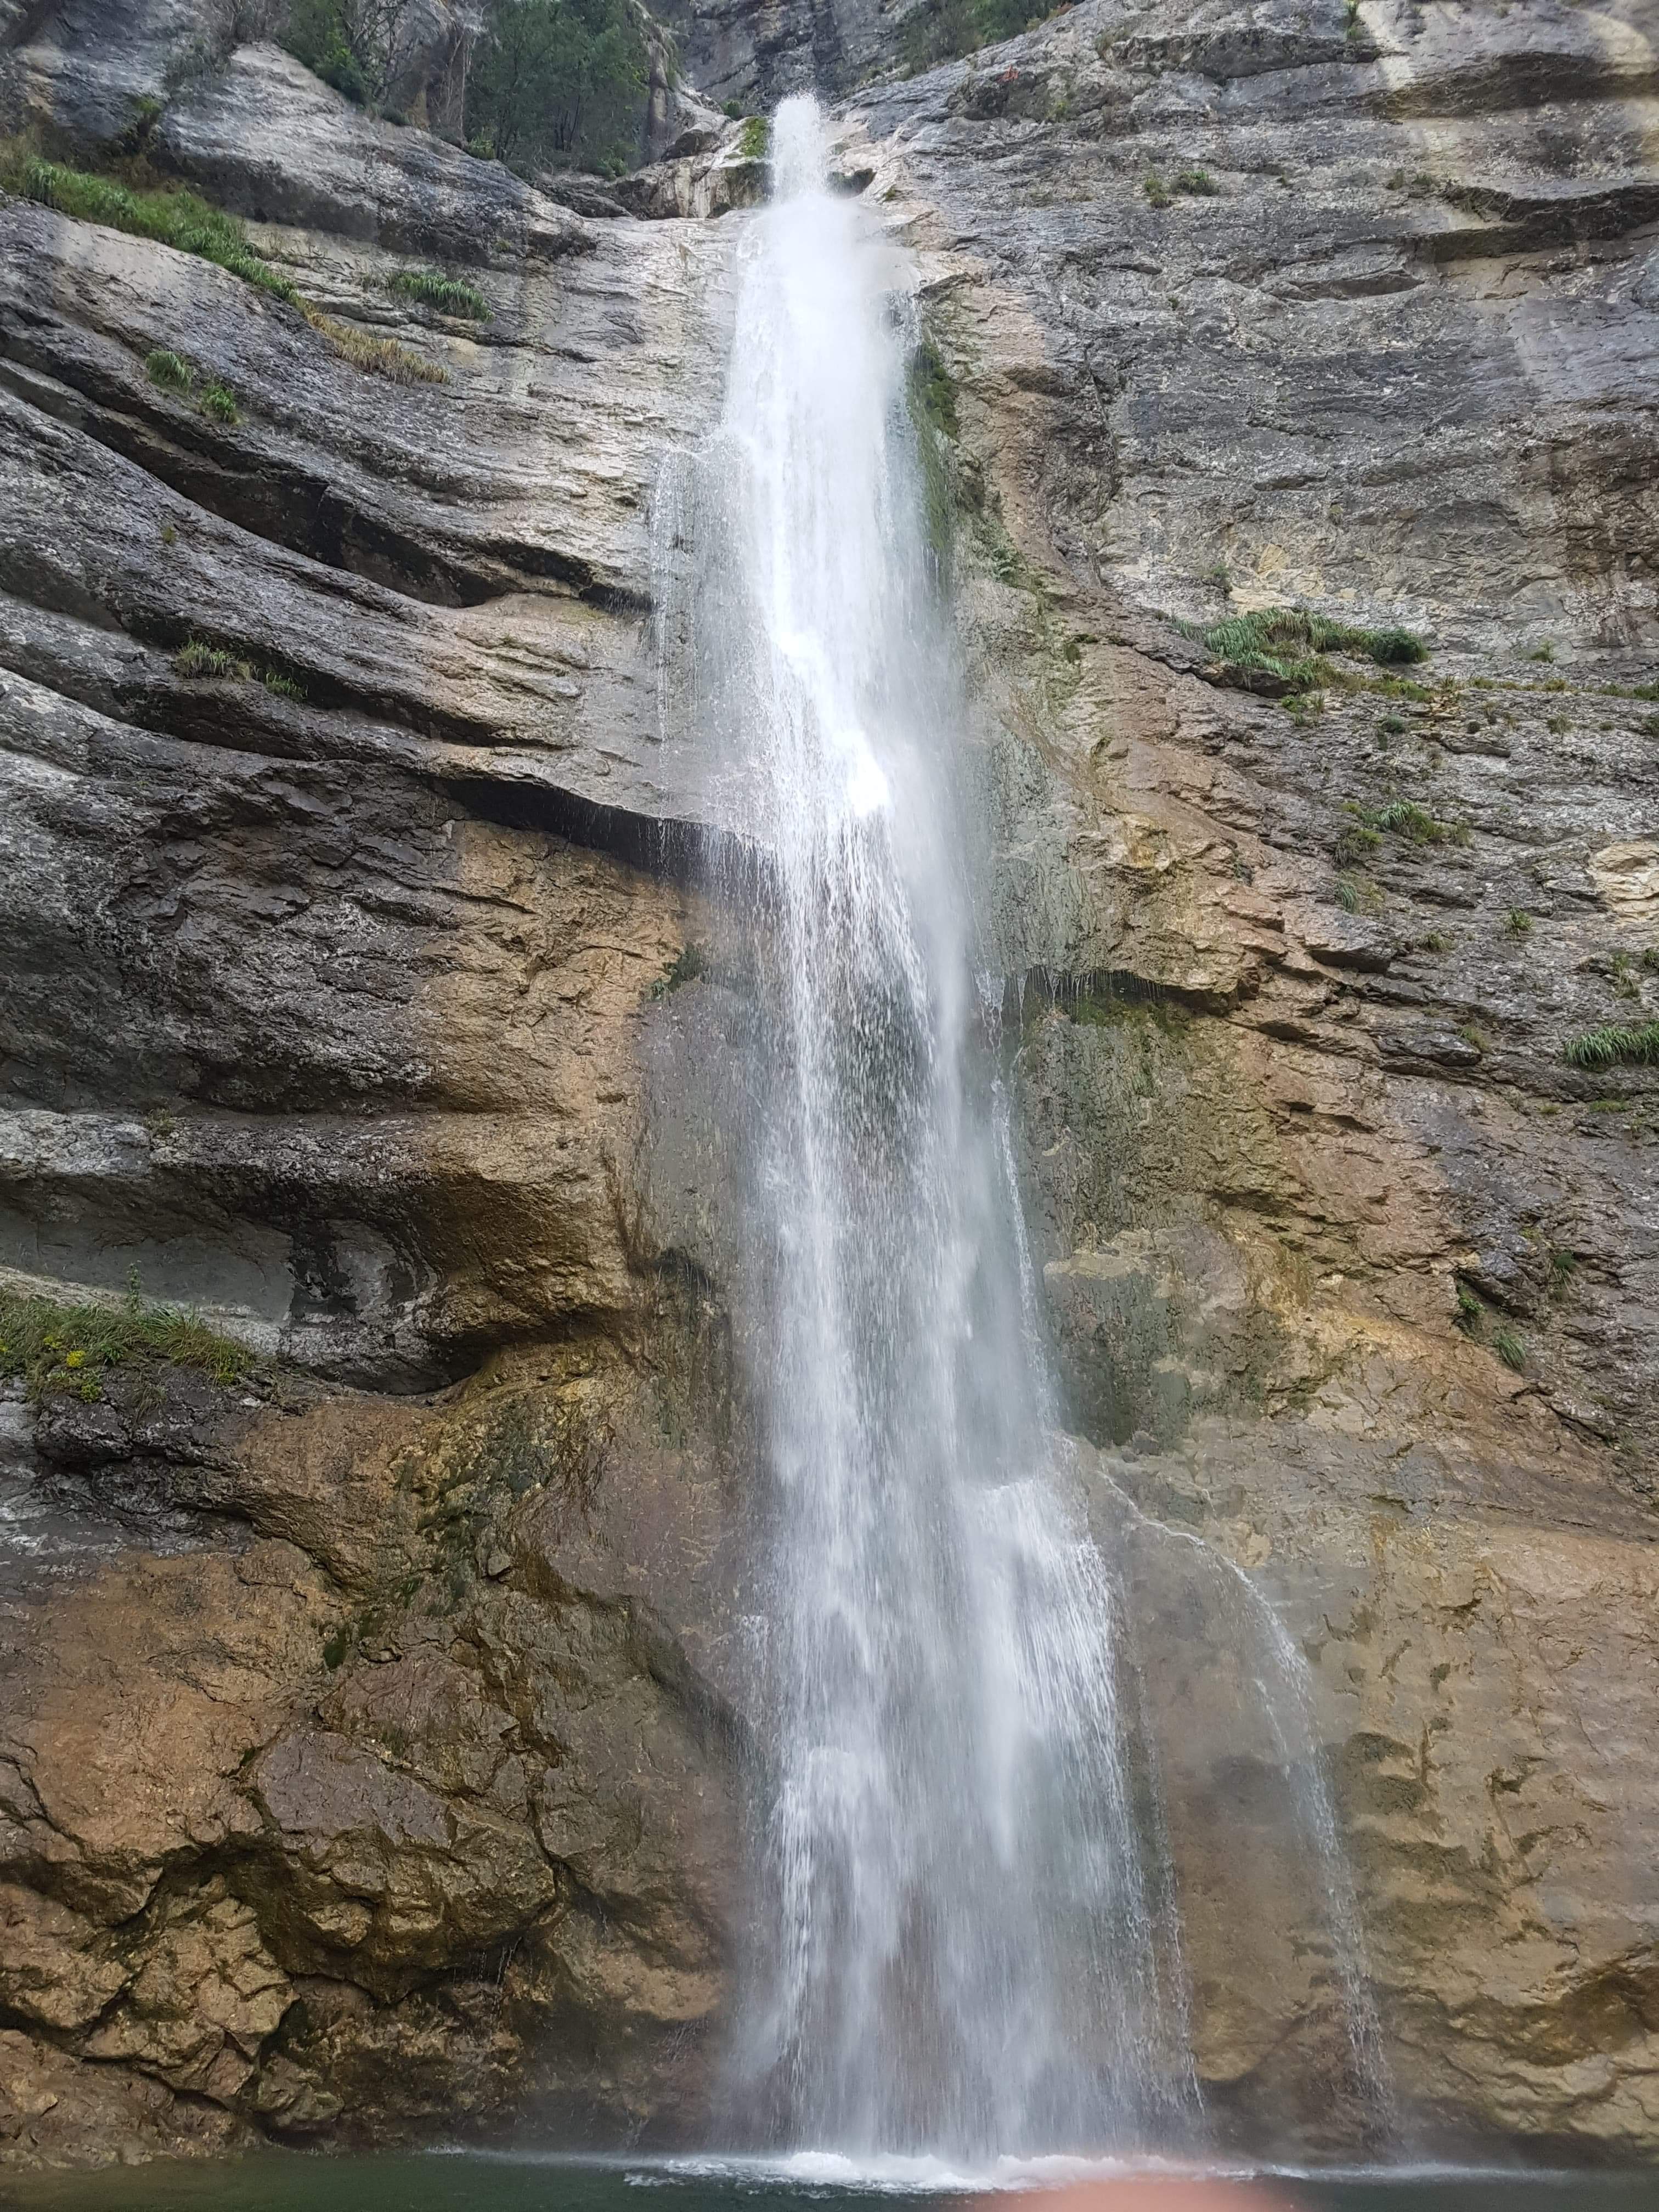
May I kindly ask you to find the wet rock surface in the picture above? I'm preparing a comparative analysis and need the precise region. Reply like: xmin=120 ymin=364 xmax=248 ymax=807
xmin=1 ymin=0 xmax=1657 ymax=2171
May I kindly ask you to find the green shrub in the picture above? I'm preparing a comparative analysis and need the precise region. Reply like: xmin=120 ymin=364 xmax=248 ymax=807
xmin=262 ymin=669 xmax=306 ymax=701
xmin=15 ymin=157 xmax=296 ymax=301
xmin=1562 ymin=1022 xmax=1659 ymax=1069
xmin=1144 ymin=173 xmax=1172 ymax=208
xmin=1173 ymin=168 xmax=1219 ymax=196
xmin=1493 ymin=1328 xmax=1526 ymax=1372
xmin=649 ymin=942 xmax=708 ymax=998
xmin=722 ymin=97 xmax=743 ymax=119
xmin=199 ymin=380 xmax=239 ymax=422
xmin=1192 ymin=606 xmax=1429 ymax=695
xmin=1334 ymin=809 xmax=1380 ymax=865
xmin=738 ymin=114 xmax=769 ymax=161
xmin=0 ymin=1279 xmax=257 ymax=1403
xmin=1375 ymin=798 xmax=1466 ymax=845
xmin=465 ymin=0 xmax=650 ymax=177
xmin=1505 ymin=907 xmax=1532 ymax=938
xmin=388 ymin=267 xmax=492 ymax=320
xmin=901 ymin=0 xmax=1057 ymax=69
xmin=283 ymin=0 xmax=372 ymax=102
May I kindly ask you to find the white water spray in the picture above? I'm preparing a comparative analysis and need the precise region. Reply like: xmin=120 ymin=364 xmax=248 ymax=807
xmin=655 ymin=94 xmax=1390 ymax=2162
xmin=658 ymin=96 xmax=1180 ymax=2157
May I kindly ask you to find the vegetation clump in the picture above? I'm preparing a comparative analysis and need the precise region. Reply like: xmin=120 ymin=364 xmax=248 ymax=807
xmin=301 ymin=302 xmax=448 ymax=383
xmin=0 ymin=1278 xmax=258 ymax=1404
xmin=12 ymin=154 xmax=297 ymax=300
xmin=1563 ymin=1022 xmax=1659 ymax=1069
xmin=1172 ymin=168 xmax=1220 ymax=196
xmin=145 ymin=347 xmax=193 ymax=391
xmin=176 ymin=640 xmax=309 ymax=697
xmin=10 ymin=145 xmax=445 ymax=392
xmin=1192 ymin=607 xmax=1427 ymax=696
xmin=1373 ymin=798 xmax=1467 ymax=846
xmin=176 ymin=639 xmax=255 ymax=680
xmin=900 ymin=0 xmax=1056 ymax=70
xmin=145 ymin=347 xmax=244 ymax=422
xmin=737 ymin=114 xmax=770 ymax=162
xmin=388 ymin=267 xmax=492 ymax=320
xmin=461 ymin=0 xmax=650 ymax=176
xmin=650 ymin=941 xmax=708 ymax=999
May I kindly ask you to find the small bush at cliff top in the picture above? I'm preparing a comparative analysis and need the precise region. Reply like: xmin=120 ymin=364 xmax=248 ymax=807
xmin=901 ymin=0 xmax=1058 ymax=70
xmin=388 ymin=268 xmax=492 ymax=321
xmin=0 ymin=1282 xmax=258 ymax=1403
xmin=12 ymin=156 xmax=297 ymax=301
xmin=464 ymin=0 xmax=651 ymax=178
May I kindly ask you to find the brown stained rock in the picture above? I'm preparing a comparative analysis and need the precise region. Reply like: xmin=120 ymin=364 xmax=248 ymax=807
xmin=1094 ymin=1425 xmax=1659 ymax=2150
xmin=0 ymin=1352 xmax=743 ymax=2161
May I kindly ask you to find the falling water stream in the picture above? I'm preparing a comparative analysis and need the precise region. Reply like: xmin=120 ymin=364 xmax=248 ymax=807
xmin=672 ymin=93 xmax=1173 ymax=2159
xmin=656 ymin=94 xmax=1381 ymax=2164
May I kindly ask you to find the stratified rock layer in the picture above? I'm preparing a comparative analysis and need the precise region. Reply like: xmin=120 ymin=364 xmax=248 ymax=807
xmin=1 ymin=0 xmax=1657 ymax=2171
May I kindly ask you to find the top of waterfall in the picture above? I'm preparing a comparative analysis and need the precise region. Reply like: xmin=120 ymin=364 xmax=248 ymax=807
xmin=770 ymin=94 xmax=828 ymax=202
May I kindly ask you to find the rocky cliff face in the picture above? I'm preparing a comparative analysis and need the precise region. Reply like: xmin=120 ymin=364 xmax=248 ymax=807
xmin=1 ymin=0 xmax=1657 ymax=2173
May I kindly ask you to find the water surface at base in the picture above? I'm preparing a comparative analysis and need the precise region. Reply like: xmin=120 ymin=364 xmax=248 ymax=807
xmin=4 ymin=2155 xmax=1658 ymax=2212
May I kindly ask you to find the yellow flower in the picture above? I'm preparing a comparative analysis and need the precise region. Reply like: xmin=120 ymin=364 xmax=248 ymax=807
xmin=64 ymin=1349 xmax=85 ymax=1368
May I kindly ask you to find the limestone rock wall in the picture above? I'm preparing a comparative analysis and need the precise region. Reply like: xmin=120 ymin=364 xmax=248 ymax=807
xmin=2 ymin=0 xmax=1657 ymax=2172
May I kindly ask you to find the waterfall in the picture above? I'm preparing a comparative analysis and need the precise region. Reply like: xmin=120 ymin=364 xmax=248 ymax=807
xmin=658 ymin=95 xmax=1180 ymax=2158
xmin=653 ymin=93 xmax=1393 ymax=2165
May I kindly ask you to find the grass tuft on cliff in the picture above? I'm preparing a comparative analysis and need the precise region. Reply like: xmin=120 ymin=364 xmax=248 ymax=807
xmin=301 ymin=303 xmax=449 ymax=383
xmin=388 ymin=268 xmax=492 ymax=320
xmin=1188 ymin=607 xmax=1427 ymax=697
xmin=0 ymin=1280 xmax=258 ymax=1403
xmin=10 ymin=154 xmax=298 ymax=301
xmin=1563 ymin=1022 xmax=1659 ymax=1069
xmin=176 ymin=639 xmax=255 ymax=680
xmin=5 ymin=144 xmax=448 ymax=391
